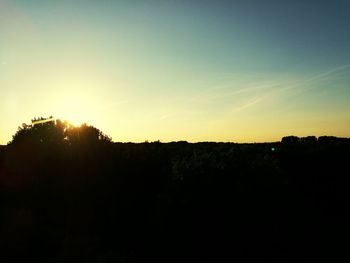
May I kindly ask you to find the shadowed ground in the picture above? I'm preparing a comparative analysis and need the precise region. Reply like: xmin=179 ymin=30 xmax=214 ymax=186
xmin=0 ymin=121 xmax=349 ymax=262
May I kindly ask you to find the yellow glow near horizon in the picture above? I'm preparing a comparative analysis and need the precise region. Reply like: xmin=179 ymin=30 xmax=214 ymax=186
xmin=55 ymin=99 xmax=88 ymax=127
xmin=40 ymin=75 xmax=110 ymax=129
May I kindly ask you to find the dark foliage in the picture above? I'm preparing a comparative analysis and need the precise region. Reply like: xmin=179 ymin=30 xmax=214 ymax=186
xmin=0 ymin=121 xmax=349 ymax=262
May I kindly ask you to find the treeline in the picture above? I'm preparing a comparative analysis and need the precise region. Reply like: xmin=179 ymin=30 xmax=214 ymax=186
xmin=0 ymin=120 xmax=349 ymax=262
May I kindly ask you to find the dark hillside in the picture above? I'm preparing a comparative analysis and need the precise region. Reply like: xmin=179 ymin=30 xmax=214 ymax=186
xmin=0 ymin=123 xmax=349 ymax=262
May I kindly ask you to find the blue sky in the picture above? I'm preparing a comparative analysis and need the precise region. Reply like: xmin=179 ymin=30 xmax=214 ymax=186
xmin=1 ymin=0 xmax=350 ymax=143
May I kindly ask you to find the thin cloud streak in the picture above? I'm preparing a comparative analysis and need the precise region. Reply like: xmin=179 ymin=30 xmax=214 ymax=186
xmin=306 ymin=64 xmax=350 ymax=82
xmin=144 ymin=64 xmax=350 ymax=122
xmin=231 ymin=97 xmax=264 ymax=113
xmin=224 ymin=63 xmax=350 ymax=114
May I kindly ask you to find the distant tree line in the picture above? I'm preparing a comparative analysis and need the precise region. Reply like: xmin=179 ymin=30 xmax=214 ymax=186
xmin=0 ymin=118 xmax=349 ymax=262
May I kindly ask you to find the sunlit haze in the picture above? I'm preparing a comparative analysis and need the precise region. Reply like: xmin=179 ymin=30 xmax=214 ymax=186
xmin=1 ymin=0 xmax=350 ymax=144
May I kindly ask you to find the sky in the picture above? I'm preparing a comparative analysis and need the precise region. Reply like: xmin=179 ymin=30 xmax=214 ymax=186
xmin=1 ymin=0 xmax=350 ymax=144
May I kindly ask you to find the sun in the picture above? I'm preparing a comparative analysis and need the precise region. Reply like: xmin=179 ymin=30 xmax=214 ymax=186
xmin=52 ymin=98 xmax=90 ymax=127
xmin=47 ymin=86 xmax=102 ymax=129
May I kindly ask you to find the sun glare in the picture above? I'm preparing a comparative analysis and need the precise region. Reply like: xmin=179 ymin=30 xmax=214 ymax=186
xmin=52 ymin=97 xmax=92 ymax=127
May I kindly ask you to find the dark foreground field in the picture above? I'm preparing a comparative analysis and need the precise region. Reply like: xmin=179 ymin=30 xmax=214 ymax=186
xmin=1 ymin=127 xmax=350 ymax=262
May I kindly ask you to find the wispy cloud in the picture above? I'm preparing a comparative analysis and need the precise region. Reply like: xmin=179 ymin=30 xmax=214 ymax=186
xmin=231 ymin=97 xmax=264 ymax=113
xmin=271 ymin=63 xmax=350 ymax=96
xmin=217 ymin=63 xmax=350 ymax=114
xmin=152 ymin=63 xmax=350 ymax=120
xmin=306 ymin=64 xmax=350 ymax=82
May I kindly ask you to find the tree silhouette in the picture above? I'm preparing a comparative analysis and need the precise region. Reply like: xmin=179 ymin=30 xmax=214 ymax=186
xmin=66 ymin=123 xmax=112 ymax=145
xmin=10 ymin=117 xmax=65 ymax=145
xmin=9 ymin=117 xmax=112 ymax=146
